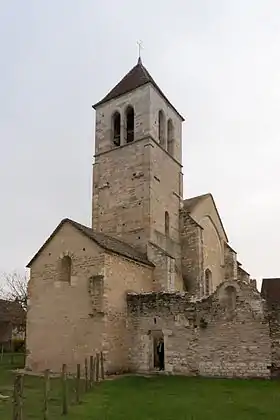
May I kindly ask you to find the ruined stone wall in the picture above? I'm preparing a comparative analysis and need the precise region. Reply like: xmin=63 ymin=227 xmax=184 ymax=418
xmin=180 ymin=209 xmax=203 ymax=295
xmin=102 ymin=253 xmax=153 ymax=375
xmin=237 ymin=266 xmax=250 ymax=283
xmin=265 ymin=302 xmax=280 ymax=377
xmin=127 ymin=281 xmax=271 ymax=378
xmin=225 ymin=244 xmax=238 ymax=281
xmin=26 ymin=222 xmax=105 ymax=373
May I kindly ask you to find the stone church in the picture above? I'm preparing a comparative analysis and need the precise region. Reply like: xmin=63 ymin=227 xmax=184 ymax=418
xmin=25 ymin=58 xmax=280 ymax=378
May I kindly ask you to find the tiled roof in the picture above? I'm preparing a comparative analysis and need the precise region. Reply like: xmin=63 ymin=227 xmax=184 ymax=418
xmin=27 ymin=218 xmax=154 ymax=268
xmin=261 ymin=278 xmax=280 ymax=305
xmin=93 ymin=58 xmax=184 ymax=120
xmin=0 ymin=299 xmax=25 ymax=324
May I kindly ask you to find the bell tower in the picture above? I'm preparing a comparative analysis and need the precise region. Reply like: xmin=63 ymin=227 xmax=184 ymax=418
xmin=92 ymin=58 xmax=184 ymax=290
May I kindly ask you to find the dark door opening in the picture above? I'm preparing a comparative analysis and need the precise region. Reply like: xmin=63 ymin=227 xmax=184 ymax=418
xmin=153 ymin=331 xmax=165 ymax=371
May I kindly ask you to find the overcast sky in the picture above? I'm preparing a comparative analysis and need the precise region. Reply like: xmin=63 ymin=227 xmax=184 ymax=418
xmin=0 ymin=1 xmax=279 ymax=285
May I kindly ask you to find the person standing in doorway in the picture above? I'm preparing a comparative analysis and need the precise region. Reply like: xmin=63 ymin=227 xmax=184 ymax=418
xmin=157 ymin=337 xmax=164 ymax=371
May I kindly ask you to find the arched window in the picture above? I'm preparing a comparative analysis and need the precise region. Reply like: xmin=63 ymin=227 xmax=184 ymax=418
xmin=112 ymin=111 xmax=121 ymax=146
xmin=205 ymin=269 xmax=212 ymax=296
xmin=126 ymin=106 xmax=134 ymax=143
xmin=167 ymin=119 xmax=174 ymax=155
xmin=158 ymin=110 xmax=165 ymax=146
xmin=60 ymin=256 xmax=72 ymax=283
xmin=165 ymin=211 xmax=170 ymax=236
xmin=225 ymin=286 xmax=237 ymax=311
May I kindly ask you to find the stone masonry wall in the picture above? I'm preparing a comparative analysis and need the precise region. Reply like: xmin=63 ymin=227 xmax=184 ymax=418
xmin=149 ymin=141 xmax=181 ymax=253
xmin=102 ymin=253 xmax=153 ymax=375
xmin=199 ymin=216 xmax=224 ymax=292
xmin=92 ymin=82 xmax=183 ymax=266
xmin=149 ymin=85 xmax=183 ymax=163
xmin=26 ymin=222 xmax=106 ymax=373
xmin=265 ymin=302 xmax=280 ymax=377
xmin=92 ymin=139 xmax=150 ymax=254
xmin=127 ymin=280 xmax=271 ymax=378
xmin=180 ymin=209 xmax=203 ymax=295
xmin=225 ymin=244 xmax=238 ymax=281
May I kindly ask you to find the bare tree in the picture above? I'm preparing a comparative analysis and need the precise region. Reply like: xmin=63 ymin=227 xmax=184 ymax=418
xmin=0 ymin=271 xmax=29 ymax=310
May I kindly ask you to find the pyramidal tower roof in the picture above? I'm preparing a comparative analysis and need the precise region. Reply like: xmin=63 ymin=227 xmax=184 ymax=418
xmin=93 ymin=58 xmax=184 ymax=120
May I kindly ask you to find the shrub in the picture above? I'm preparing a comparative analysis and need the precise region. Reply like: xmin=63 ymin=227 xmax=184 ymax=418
xmin=12 ymin=338 xmax=25 ymax=353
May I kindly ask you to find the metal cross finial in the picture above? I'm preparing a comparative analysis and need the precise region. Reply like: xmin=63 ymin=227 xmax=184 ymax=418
xmin=137 ymin=40 xmax=143 ymax=63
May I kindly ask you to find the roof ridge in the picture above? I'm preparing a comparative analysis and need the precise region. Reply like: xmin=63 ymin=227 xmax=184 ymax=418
xmin=27 ymin=218 xmax=154 ymax=268
xmin=68 ymin=218 xmax=148 ymax=258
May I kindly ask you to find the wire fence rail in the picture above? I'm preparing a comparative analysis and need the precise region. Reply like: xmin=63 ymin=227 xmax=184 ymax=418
xmin=1 ymin=351 xmax=105 ymax=420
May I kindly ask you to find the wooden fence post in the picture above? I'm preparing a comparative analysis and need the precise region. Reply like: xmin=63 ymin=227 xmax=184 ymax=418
xmin=61 ymin=364 xmax=68 ymax=415
xmin=76 ymin=364 xmax=81 ymax=404
xmin=100 ymin=351 xmax=105 ymax=380
xmin=85 ymin=358 xmax=88 ymax=392
xmin=11 ymin=339 xmax=14 ymax=365
xmin=96 ymin=353 xmax=100 ymax=383
xmin=90 ymin=356 xmax=94 ymax=388
xmin=13 ymin=373 xmax=23 ymax=420
xmin=43 ymin=369 xmax=50 ymax=420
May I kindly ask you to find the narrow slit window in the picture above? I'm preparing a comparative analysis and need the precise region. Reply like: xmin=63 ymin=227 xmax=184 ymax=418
xmin=126 ymin=106 xmax=134 ymax=143
xmin=167 ymin=119 xmax=174 ymax=155
xmin=112 ymin=111 xmax=121 ymax=146
xmin=158 ymin=110 xmax=165 ymax=146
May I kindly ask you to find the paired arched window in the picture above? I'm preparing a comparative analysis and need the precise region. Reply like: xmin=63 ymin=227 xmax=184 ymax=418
xmin=167 ymin=119 xmax=174 ymax=155
xmin=111 ymin=107 xmax=135 ymax=146
xmin=126 ymin=106 xmax=134 ymax=143
xmin=158 ymin=110 xmax=165 ymax=145
xmin=112 ymin=112 xmax=121 ymax=146
xmin=60 ymin=256 xmax=72 ymax=283
xmin=205 ymin=269 xmax=212 ymax=296
xmin=165 ymin=211 xmax=170 ymax=236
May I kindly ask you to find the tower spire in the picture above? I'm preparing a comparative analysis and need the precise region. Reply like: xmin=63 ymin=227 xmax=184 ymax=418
xmin=137 ymin=40 xmax=143 ymax=64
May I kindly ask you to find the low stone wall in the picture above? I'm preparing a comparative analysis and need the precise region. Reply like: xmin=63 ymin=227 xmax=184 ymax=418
xmin=127 ymin=280 xmax=271 ymax=378
xmin=265 ymin=302 xmax=280 ymax=377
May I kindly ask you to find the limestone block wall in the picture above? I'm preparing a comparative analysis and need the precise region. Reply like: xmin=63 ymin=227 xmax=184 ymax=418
xmin=225 ymin=244 xmax=238 ymax=281
xmin=237 ymin=265 xmax=250 ymax=283
xmin=127 ymin=281 xmax=271 ymax=378
xmin=92 ymin=139 xmax=150 ymax=253
xmin=149 ymin=85 xmax=183 ymax=163
xmin=26 ymin=223 xmax=106 ymax=373
xmin=94 ymin=84 xmax=151 ymax=155
xmin=199 ymin=216 xmax=224 ymax=291
xmin=180 ymin=209 xmax=203 ymax=295
xmin=149 ymin=140 xmax=181 ymax=246
xmin=102 ymin=254 xmax=153 ymax=375
xmin=265 ymin=302 xmax=280 ymax=377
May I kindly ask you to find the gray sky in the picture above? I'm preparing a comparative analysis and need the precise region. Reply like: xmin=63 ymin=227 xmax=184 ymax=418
xmin=0 ymin=1 xmax=279 ymax=284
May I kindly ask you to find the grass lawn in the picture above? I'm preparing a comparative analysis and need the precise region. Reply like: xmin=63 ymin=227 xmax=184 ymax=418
xmin=1 ymin=356 xmax=280 ymax=420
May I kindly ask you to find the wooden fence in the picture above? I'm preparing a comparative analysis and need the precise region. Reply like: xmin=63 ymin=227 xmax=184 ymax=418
xmin=12 ymin=352 xmax=105 ymax=420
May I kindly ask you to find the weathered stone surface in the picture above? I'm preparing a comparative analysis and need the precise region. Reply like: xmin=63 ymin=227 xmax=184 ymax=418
xmin=127 ymin=281 xmax=271 ymax=378
xmin=26 ymin=59 xmax=277 ymax=380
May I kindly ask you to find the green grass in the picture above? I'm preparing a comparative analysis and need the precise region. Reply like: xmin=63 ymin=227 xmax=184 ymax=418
xmin=0 ymin=354 xmax=80 ymax=419
xmin=1 ymin=356 xmax=280 ymax=419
